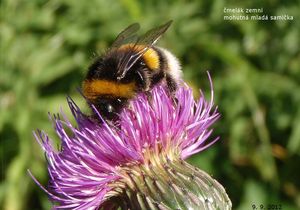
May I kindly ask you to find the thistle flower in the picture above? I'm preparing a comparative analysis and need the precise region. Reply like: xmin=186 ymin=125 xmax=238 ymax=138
xmin=29 ymin=74 xmax=232 ymax=209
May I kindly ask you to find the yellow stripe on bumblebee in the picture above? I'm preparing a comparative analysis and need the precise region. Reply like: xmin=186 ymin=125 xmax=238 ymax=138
xmin=83 ymin=80 xmax=136 ymax=99
xmin=118 ymin=44 xmax=160 ymax=71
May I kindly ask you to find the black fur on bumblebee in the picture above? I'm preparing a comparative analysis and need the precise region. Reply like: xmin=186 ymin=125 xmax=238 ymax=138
xmin=83 ymin=20 xmax=182 ymax=121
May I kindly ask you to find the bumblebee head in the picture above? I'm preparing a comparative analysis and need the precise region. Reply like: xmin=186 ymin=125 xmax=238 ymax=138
xmin=94 ymin=97 xmax=127 ymax=120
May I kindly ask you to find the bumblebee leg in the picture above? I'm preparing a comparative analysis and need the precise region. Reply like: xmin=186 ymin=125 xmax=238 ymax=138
xmin=145 ymin=91 xmax=153 ymax=104
xmin=166 ymin=74 xmax=177 ymax=93
xmin=165 ymin=74 xmax=178 ymax=105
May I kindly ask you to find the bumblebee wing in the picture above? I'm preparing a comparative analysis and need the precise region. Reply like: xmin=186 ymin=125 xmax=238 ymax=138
xmin=123 ymin=20 xmax=173 ymax=73
xmin=116 ymin=21 xmax=173 ymax=80
xmin=137 ymin=20 xmax=173 ymax=47
xmin=111 ymin=23 xmax=140 ymax=48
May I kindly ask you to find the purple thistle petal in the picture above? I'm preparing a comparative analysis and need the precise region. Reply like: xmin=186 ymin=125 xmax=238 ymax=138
xmin=30 ymin=73 xmax=220 ymax=209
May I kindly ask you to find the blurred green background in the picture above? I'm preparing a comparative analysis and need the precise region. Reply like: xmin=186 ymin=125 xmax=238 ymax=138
xmin=1 ymin=0 xmax=299 ymax=209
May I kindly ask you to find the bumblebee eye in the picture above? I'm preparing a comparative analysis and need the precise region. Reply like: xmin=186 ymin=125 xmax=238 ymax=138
xmin=107 ymin=104 xmax=114 ymax=113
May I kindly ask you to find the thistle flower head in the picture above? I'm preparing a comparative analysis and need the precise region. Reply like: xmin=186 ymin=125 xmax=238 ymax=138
xmin=30 ymin=74 xmax=231 ymax=209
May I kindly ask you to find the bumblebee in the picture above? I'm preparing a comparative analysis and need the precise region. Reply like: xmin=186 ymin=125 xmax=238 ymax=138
xmin=82 ymin=20 xmax=182 ymax=121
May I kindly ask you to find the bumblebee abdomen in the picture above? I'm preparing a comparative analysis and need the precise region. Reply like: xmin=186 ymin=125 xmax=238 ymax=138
xmin=118 ymin=44 xmax=160 ymax=71
xmin=157 ymin=47 xmax=182 ymax=81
